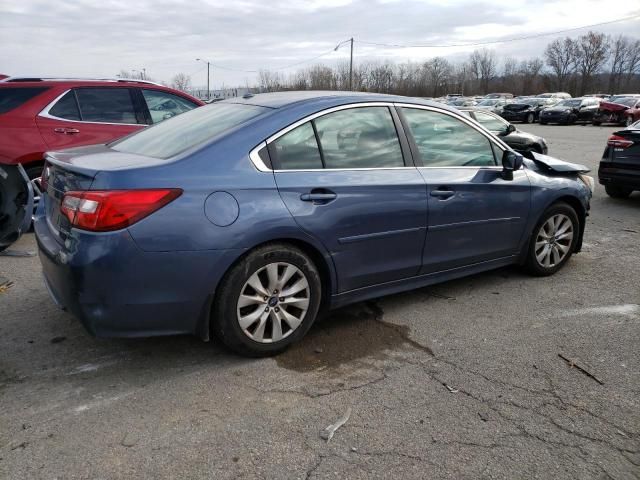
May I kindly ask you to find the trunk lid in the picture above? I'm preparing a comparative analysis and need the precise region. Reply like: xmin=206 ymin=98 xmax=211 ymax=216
xmin=43 ymin=144 xmax=167 ymax=242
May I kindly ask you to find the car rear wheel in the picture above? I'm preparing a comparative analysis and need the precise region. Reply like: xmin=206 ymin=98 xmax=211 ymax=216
xmin=212 ymin=243 xmax=322 ymax=357
xmin=524 ymin=202 xmax=579 ymax=276
xmin=605 ymin=185 xmax=633 ymax=199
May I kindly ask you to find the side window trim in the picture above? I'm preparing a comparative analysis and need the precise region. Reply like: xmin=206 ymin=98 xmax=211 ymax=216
xmin=248 ymin=101 xmax=509 ymax=172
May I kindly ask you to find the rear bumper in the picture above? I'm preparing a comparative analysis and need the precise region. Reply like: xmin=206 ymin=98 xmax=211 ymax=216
xmin=34 ymin=209 xmax=243 ymax=339
xmin=539 ymin=112 xmax=570 ymax=123
xmin=501 ymin=111 xmax=531 ymax=122
xmin=598 ymin=162 xmax=640 ymax=189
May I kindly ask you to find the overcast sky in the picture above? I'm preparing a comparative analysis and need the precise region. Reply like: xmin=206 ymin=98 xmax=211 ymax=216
xmin=1 ymin=0 xmax=638 ymax=89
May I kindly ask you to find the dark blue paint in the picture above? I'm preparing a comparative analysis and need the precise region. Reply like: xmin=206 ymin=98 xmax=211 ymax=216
xmin=35 ymin=93 xmax=592 ymax=339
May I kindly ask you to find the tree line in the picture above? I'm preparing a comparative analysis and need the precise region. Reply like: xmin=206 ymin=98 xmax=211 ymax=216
xmin=255 ymin=31 xmax=640 ymax=97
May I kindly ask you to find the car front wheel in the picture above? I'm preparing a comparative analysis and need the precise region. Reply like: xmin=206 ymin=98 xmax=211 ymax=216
xmin=212 ymin=243 xmax=322 ymax=357
xmin=525 ymin=202 xmax=579 ymax=276
xmin=526 ymin=113 xmax=535 ymax=124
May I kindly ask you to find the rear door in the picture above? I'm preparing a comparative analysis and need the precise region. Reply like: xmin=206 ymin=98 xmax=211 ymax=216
xmin=36 ymin=87 xmax=144 ymax=150
xmin=138 ymin=88 xmax=200 ymax=124
xmin=270 ymin=104 xmax=428 ymax=293
xmin=399 ymin=106 xmax=531 ymax=273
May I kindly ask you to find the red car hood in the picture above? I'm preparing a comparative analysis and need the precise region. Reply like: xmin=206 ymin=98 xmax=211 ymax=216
xmin=598 ymin=101 xmax=630 ymax=112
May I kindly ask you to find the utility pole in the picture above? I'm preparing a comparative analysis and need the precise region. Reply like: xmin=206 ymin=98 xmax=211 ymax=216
xmin=142 ymin=68 xmax=146 ymax=80
xmin=349 ymin=38 xmax=354 ymax=91
xmin=196 ymin=58 xmax=211 ymax=101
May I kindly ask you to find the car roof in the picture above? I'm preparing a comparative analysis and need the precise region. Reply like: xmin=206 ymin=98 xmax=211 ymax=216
xmin=220 ymin=90 xmax=450 ymax=111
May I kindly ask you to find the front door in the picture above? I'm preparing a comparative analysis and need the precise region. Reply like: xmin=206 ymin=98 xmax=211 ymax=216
xmin=271 ymin=105 xmax=428 ymax=292
xmin=399 ymin=106 xmax=531 ymax=273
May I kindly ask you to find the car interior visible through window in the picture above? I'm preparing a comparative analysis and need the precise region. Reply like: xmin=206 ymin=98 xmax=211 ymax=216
xmin=75 ymin=88 xmax=139 ymax=124
xmin=402 ymin=108 xmax=497 ymax=167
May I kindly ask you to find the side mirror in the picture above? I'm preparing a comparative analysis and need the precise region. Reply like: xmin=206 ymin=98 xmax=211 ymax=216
xmin=502 ymin=150 xmax=523 ymax=180
xmin=499 ymin=124 xmax=516 ymax=136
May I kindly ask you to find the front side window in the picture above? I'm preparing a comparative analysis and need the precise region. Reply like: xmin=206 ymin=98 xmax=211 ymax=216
xmin=402 ymin=108 xmax=497 ymax=167
xmin=75 ymin=88 xmax=139 ymax=124
xmin=314 ymin=107 xmax=404 ymax=169
xmin=141 ymin=89 xmax=199 ymax=124
xmin=48 ymin=91 xmax=81 ymax=121
xmin=473 ymin=111 xmax=508 ymax=133
xmin=112 ymin=103 xmax=268 ymax=159
xmin=271 ymin=122 xmax=323 ymax=170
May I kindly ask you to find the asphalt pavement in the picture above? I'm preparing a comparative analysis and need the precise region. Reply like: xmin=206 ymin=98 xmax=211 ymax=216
xmin=1 ymin=123 xmax=639 ymax=479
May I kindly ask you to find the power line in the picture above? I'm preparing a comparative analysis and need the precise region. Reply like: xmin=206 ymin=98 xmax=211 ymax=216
xmin=357 ymin=14 xmax=640 ymax=49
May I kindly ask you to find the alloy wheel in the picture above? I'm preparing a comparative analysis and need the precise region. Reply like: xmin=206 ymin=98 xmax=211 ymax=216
xmin=534 ymin=214 xmax=574 ymax=268
xmin=236 ymin=262 xmax=310 ymax=343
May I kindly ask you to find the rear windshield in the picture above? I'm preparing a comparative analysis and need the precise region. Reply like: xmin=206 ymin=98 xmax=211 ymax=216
xmin=615 ymin=98 xmax=637 ymax=107
xmin=0 ymin=87 xmax=49 ymax=114
xmin=111 ymin=103 xmax=268 ymax=159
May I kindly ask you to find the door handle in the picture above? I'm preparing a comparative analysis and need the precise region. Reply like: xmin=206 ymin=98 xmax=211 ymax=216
xmin=430 ymin=189 xmax=455 ymax=199
xmin=300 ymin=190 xmax=337 ymax=204
xmin=54 ymin=127 xmax=80 ymax=135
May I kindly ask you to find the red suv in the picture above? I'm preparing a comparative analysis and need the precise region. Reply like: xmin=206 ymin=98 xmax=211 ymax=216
xmin=0 ymin=77 xmax=205 ymax=179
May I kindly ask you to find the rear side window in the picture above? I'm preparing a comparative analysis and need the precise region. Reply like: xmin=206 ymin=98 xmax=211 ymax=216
xmin=75 ymin=88 xmax=139 ymax=124
xmin=111 ymin=103 xmax=268 ymax=159
xmin=271 ymin=122 xmax=323 ymax=170
xmin=402 ymin=108 xmax=496 ymax=167
xmin=0 ymin=87 xmax=48 ymax=114
xmin=314 ymin=107 xmax=404 ymax=169
xmin=49 ymin=91 xmax=81 ymax=120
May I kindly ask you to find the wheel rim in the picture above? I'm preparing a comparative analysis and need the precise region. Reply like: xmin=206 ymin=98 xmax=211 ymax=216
xmin=236 ymin=262 xmax=310 ymax=343
xmin=626 ymin=117 xmax=633 ymax=126
xmin=535 ymin=214 xmax=574 ymax=268
xmin=528 ymin=113 xmax=534 ymax=123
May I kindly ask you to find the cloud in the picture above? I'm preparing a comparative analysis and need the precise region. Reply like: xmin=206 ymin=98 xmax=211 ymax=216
xmin=0 ymin=0 xmax=638 ymax=87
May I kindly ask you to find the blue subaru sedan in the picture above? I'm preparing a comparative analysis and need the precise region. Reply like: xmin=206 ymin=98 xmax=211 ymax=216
xmin=35 ymin=92 xmax=593 ymax=356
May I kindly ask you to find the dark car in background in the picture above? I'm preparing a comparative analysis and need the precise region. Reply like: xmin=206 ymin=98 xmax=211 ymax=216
xmin=539 ymin=97 xmax=600 ymax=125
xmin=598 ymin=120 xmax=640 ymax=198
xmin=593 ymin=97 xmax=640 ymax=126
xmin=500 ymin=97 xmax=557 ymax=124
xmin=460 ymin=108 xmax=548 ymax=154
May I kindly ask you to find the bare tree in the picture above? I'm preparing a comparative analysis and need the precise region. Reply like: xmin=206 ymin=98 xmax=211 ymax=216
xmin=170 ymin=73 xmax=191 ymax=92
xmin=469 ymin=49 xmax=496 ymax=93
xmin=574 ymin=31 xmax=610 ymax=95
xmin=624 ymin=39 xmax=640 ymax=89
xmin=258 ymin=70 xmax=284 ymax=92
xmin=544 ymin=37 xmax=577 ymax=91
xmin=423 ymin=57 xmax=452 ymax=97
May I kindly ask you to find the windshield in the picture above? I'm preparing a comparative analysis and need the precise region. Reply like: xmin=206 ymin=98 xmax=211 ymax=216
xmin=111 ymin=103 xmax=268 ymax=159
xmin=558 ymin=99 xmax=582 ymax=107
xmin=477 ymin=99 xmax=498 ymax=106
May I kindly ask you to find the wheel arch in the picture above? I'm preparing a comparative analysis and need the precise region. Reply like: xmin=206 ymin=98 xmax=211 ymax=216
xmin=196 ymin=236 xmax=336 ymax=341
xmin=518 ymin=193 xmax=588 ymax=265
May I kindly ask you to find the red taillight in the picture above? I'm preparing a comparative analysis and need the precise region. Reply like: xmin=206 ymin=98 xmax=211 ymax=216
xmin=607 ymin=134 xmax=634 ymax=149
xmin=60 ymin=189 xmax=182 ymax=232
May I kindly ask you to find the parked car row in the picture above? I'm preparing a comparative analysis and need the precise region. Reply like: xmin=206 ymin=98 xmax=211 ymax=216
xmin=432 ymin=92 xmax=640 ymax=127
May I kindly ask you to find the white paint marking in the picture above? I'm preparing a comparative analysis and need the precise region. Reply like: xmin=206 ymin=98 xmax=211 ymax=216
xmin=556 ymin=304 xmax=640 ymax=318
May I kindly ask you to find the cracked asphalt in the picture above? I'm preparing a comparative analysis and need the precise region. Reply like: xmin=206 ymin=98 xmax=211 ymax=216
xmin=1 ymin=124 xmax=639 ymax=479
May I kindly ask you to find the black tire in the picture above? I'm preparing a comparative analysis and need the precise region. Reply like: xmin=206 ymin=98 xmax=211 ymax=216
xmin=524 ymin=202 xmax=579 ymax=277
xmin=605 ymin=185 xmax=632 ymax=199
xmin=539 ymin=120 xmax=547 ymax=125
xmin=526 ymin=113 xmax=535 ymax=124
xmin=212 ymin=243 xmax=322 ymax=357
xmin=592 ymin=121 xmax=601 ymax=126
